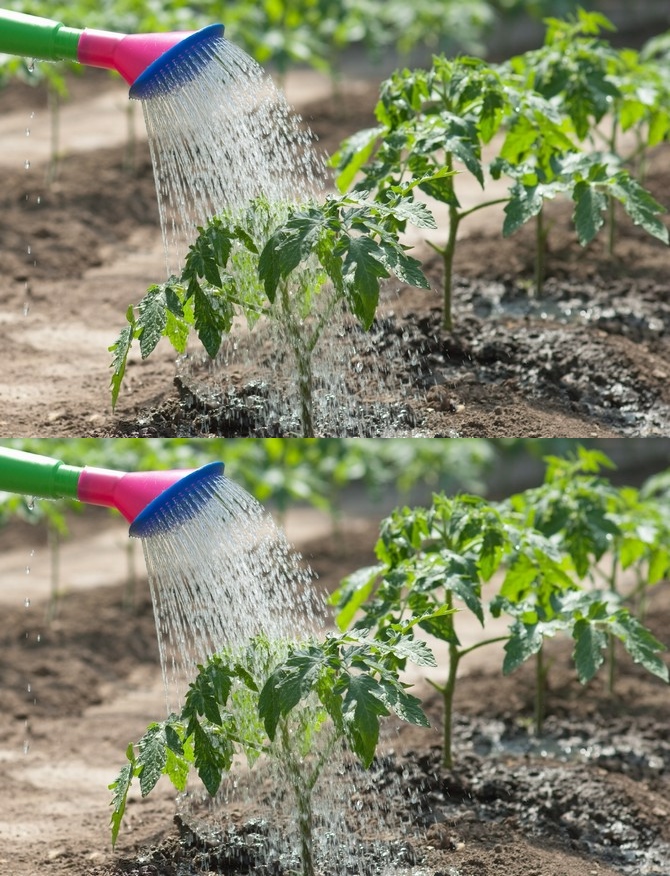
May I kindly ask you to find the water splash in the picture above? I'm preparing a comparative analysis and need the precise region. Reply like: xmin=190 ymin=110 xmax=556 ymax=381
xmin=139 ymin=36 xmax=324 ymax=274
xmin=137 ymin=471 xmax=326 ymax=710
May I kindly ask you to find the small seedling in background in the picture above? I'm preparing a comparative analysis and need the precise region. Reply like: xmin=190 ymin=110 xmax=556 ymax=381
xmin=331 ymin=493 xmax=511 ymax=767
xmin=332 ymin=10 xmax=669 ymax=324
xmin=332 ymin=447 xmax=669 ymax=761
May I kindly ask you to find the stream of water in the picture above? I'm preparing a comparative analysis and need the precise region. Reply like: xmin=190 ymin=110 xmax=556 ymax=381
xmin=136 ymin=468 xmax=408 ymax=873
xmin=140 ymin=35 xmax=324 ymax=275
xmin=139 ymin=33 xmax=420 ymax=436
xmin=138 ymin=469 xmax=325 ymax=711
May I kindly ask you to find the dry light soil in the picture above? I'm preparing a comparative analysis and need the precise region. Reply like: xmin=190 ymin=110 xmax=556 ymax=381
xmin=0 ymin=509 xmax=669 ymax=876
xmin=1 ymin=69 xmax=670 ymax=437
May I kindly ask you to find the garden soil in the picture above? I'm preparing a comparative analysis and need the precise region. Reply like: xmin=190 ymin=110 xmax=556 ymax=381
xmin=0 ymin=506 xmax=668 ymax=876
xmin=1 ymin=68 xmax=669 ymax=438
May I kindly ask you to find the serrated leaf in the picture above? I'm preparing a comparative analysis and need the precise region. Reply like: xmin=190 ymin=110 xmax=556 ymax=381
xmin=342 ymin=236 xmax=388 ymax=329
xmin=137 ymin=723 xmax=168 ymax=797
xmin=503 ymin=622 xmax=545 ymax=675
xmin=330 ymin=565 xmax=384 ymax=631
xmin=384 ymin=634 xmax=437 ymax=668
xmin=331 ymin=126 xmax=384 ymax=193
xmin=109 ymin=744 xmax=136 ymax=848
xmin=259 ymin=648 xmax=325 ymax=739
xmin=609 ymin=175 xmax=669 ymax=244
xmin=503 ymin=184 xmax=544 ymax=237
xmin=342 ymin=674 xmax=389 ymax=767
xmin=379 ymin=241 xmax=430 ymax=291
xmin=257 ymin=672 xmax=283 ymax=740
xmin=572 ymin=619 xmax=607 ymax=683
xmin=109 ymin=306 xmax=136 ymax=410
xmin=164 ymin=309 xmax=189 ymax=354
xmin=191 ymin=723 xmax=225 ymax=796
xmin=572 ymin=180 xmax=607 ymax=246
xmin=192 ymin=284 xmax=232 ymax=359
xmin=377 ymin=676 xmax=430 ymax=727
xmin=610 ymin=614 xmax=669 ymax=682
xmin=137 ymin=286 xmax=168 ymax=359
xmin=165 ymin=746 xmax=189 ymax=792
xmin=257 ymin=232 xmax=283 ymax=301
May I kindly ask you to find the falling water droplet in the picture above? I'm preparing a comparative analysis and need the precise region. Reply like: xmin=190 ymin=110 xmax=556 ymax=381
xmin=24 ymin=596 xmax=31 ymax=607
xmin=25 ymin=127 xmax=30 ymax=137
xmin=36 ymin=633 xmax=41 ymax=643
xmin=24 ymin=159 xmax=30 ymax=171
xmin=36 ymin=195 xmax=41 ymax=205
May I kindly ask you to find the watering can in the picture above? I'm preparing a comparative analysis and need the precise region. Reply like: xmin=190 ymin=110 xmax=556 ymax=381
xmin=0 ymin=446 xmax=224 ymax=537
xmin=0 ymin=9 xmax=224 ymax=99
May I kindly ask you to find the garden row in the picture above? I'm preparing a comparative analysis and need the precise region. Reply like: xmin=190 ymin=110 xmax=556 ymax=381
xmin=110 ymin=446 xmax=670 ymax=876
xmin=109 ymin=10 xmax=670 ymax=435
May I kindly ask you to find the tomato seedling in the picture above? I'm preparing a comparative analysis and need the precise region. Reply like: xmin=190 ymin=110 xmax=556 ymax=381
xmin=110 ymin=629 xmax=432 ymax=875
xmin=110 ymin=192 xmax=433 ymax=436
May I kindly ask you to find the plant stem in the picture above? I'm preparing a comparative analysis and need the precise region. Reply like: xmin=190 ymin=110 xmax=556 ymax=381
xmin=534 ymin=208 xmax=548 ymax=297
xmin=442 ymin=153 xmax=459 ymax=332
xmin=607 ymin=555 xmax=619 ymax=695
xmin=534 ymin=645 xmax=548 ymax=735
xmin=280 ymin=719 xmax=316 ymax=876
xmin=440 ymin=592 xmax=459 ymax=768
xmin=279 ymin=280 xmax=315 ymax=437
xmin=607 ymin=121 xmax=618 ymax=256
xmin=458 ymin=635 xmax=510 ymax=659
xmin=296 ymin=347 xmax=315 ymax=438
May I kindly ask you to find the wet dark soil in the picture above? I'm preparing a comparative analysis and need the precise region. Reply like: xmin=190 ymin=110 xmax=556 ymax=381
xmin=96 ymin=614 xmax=670 ymax=876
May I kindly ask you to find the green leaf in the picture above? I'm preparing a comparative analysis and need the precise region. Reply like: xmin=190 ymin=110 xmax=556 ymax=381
xmin=257 ymin=673 xmax=283 ymax=740
xmin=572 ymin=619 xmax=607 ymax=683
xmin=191 ymin=722 xmax=227 ymax=796
xmin=377 ymin=676 xmax=430 ymax=727
xmin=137 ymin=286 xmax=168 ymax=359
xmin=383 ymin=633 xmax=437 ymax=667
xmin=330 ymin=564 xmax=384 ymax=631
xmin=259 ymin=647 xmax=325 ymax=739
xmin=610 ymin=613 xmax=669 ymax=682
xmin=572 ymin=180 xmax=607 ymax=246
xmin=609 ymin=175 xmax=669 ymax=244
xmin=503 ymin=622 xmax=545 ymax=674
xmin=342 ymin=674 xmax=389 ymax=767
xmin=503 ymin=184 xmax=544 ymax=237
xmin=109 ymin=306 xmax=136 ymax=410
xmin=164 ymin=309 xmax=189 ymax=355
xmin=257 ymin=232 xmax=283 ymax=301
xmin=342 ymin=236 xmax=388 ymax=329
xmin=165 ymin=746 xmax=189 ymax=793
xmin=331 ymin=126 xmax=384 ymax=193
xmin=137 ymin=723 xmax=168 ymax=797
xmin=109 ymin=744 xmax=136 ymax=848
xmin=192 ymin=284 xmax=233 ymax=359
